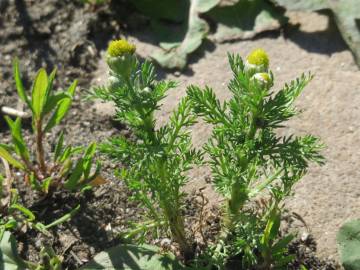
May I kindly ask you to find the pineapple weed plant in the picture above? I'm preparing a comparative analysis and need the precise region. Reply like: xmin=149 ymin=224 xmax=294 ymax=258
xmin=90 ymin=40 xmax=324 ymax=269
xmin=0 ymin=39 xmax=324 ymax=269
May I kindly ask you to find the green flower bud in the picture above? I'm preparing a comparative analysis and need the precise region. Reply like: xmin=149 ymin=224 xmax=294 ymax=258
xmin=251 ymin=72 xmax=273 ymax=89
xmin=106 ymin=39 xmax=137 ymax=79
xmin=245 ymin=48 xmax=269 ymax=75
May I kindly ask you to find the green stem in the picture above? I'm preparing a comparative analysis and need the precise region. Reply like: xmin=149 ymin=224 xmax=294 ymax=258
xmin=248 ymin=168 xmax=283 ymax=198
xmin=124 ymin=220 xmax=165 ymax=240
xmin=164 ymin=206 xmax=193 ymax=261
xmin=35 ymin=119 xmax=47 ymax=176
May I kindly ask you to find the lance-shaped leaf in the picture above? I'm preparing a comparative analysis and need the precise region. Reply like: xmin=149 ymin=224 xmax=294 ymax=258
xmin=41 ymin=68 xmax=58 ymax=117
xmin=4 ymin=116 xmax=30 ymax=162
xmin=0 ymin=146 xmax=24 ymax=170
xmin=54 ymin=131 xmax=65 ymax=162
xmin=83 ymin=143 xmax=97 ymax=180
xmin=31 ymin=68 xmax=48 ymax=119
xmin=63 ymin=158 xmax=84 ymax=190
xmin=45 ymin=80 xmax=77 ymax=132
xmin=12 ymin=58 xmax=32 ymax=111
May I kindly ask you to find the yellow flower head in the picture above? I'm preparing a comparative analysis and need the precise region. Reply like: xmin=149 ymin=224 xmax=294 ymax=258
xmin=246 ymin=48 xmax=269 ymax=68
xmin=107 ymin=39 xmax=136 ymax=57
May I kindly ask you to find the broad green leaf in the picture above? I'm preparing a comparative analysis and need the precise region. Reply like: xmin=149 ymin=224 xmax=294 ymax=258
xmin=152 ymin=0 xmax=220 ymax=69
xmin=0 ymin=231 xmax=28 ymax=270
xmin=12 ymin=58 xmax=32 ymax=111
xmin=4 ymin=117 xmax=30 ymax=162
xmin=331 ymin=0 xmax=360 ymax=68
xmin=0 ymin=146 xmax=24 ymax=170
xmin=31 ymin=68 xmax=48 ymax=119
xmin=79 ymin=244 xmax=186 ymax=270
xmin=208 ymin=0 xmax=286 ymax=42
xmin=44 ymin=80 xmax=77 ymax=132
xmin=337 ymin=219 xmax=360 ymax=270
xmin=273 ymin=0 xmax=360 ymax=67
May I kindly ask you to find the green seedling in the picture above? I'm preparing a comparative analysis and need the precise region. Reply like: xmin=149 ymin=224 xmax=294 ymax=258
xmin=187 ymin=49 xmax=324 ymax=268
xmin=91 ymin=39 xmax=202 ymax=260
xmin=0 ymin=59 xmax=101 ymax=195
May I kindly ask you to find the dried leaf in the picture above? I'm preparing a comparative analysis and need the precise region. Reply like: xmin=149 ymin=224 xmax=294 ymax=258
xmin=89 ymin=175 xmax=107 ymax=187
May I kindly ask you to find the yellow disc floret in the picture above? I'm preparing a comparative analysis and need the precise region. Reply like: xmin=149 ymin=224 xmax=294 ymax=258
xmin=246 ymin=48 xmax=269 ymax=68
xmin=107 ymin=39 xmax=136 ymax=57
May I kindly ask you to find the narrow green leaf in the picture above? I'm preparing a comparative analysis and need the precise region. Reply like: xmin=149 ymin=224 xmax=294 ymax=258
xmin=44 ymin=205 xmax=80 ymax=229
xmin=54 ymin=131 xmax=65 ymax=162
xmin=31 ymin=68 xmax=48 ymax=119
xmin=59 ymin=146 xmax=72 ymax=163
xmin=41 ymin=177 xmax=53 ymax=194
xmin=13 ymin=58 xmax=32 ymax=110
xmin=83 ymin=143 xmax=96 ymax=179
xmin=64 ymin=158 xmax=84 ymax=190
xmin=4 ymin=116 xmax=30 ymax=161
xmin=44 ymin=80 xmax=77 ymax=132
xmin=42 ymin=92 xmax=69 ymax=116
xmin=45 ymin=68 xmax=57 ymax=99
xmin=29 ymin=173 xmax=42 ymax=192
xmin=10 ymin=203 xmax=35 ymax=222
xmin=0 ymin=146 xmax=24 ymax=170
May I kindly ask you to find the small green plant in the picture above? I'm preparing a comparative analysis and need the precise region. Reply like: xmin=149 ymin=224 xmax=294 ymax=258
xmin=91 ymin=40 xmax=202 ymax=260
xmin=0 ymin=159 xmax=80 ymax=270
xmin=187 ymin=49 xmax=324 ymax=268
xmin=0 ymin=60 xmax=100 ymax=195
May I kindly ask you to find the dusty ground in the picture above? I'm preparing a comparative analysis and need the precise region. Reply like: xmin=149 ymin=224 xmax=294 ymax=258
xmin=92 ymin=11 xmax=360 ymax=263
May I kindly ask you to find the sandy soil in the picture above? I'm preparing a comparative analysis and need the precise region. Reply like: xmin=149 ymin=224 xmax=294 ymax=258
xmin=92 ymin=11 xmax=360 ymax=263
